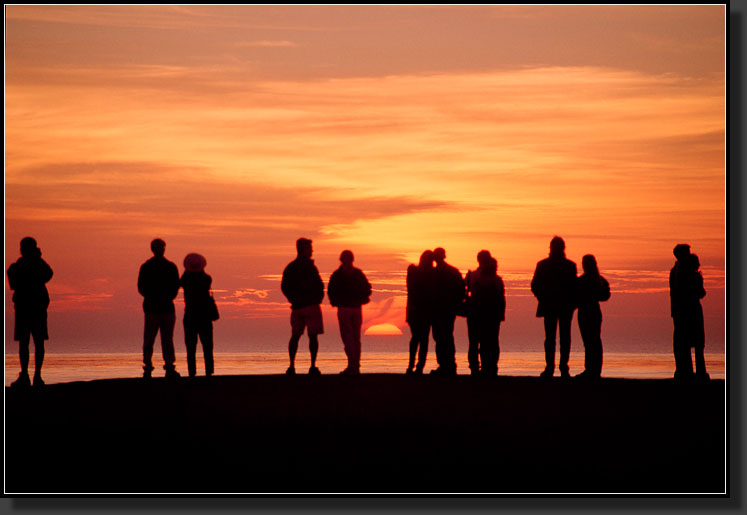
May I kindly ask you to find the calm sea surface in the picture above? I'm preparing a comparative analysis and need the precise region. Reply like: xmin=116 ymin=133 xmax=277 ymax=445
xmin=4 ymin=350 xmax=725 ymax=386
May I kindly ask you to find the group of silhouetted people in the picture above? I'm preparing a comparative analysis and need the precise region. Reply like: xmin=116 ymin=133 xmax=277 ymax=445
xmin=405 ymin=247 xmax=504 ymax=377
xmin=7 ymin=235 xmax=709 ymax=387
xmin=403 ymin=237 xmax=611 ymax=379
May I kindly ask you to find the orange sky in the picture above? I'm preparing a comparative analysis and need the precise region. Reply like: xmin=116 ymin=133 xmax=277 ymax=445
xmin=4 ymin=5 xmax=725 ymax=355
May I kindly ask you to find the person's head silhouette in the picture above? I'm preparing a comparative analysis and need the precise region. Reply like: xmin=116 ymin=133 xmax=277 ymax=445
xmin=687 ymin=253 xmax=701 ymax=272
xmin=549 ymin=236 xmax=565 ymax=257
xmin=20 ymin=237 xmax=38 ymax=258
xmin=419 ymin=250 xmax=434 ymax=267
xmin=673 ymin=244 xmax=691 ymax=261
xmin=477 ymin=250 xmax=492 ymax=268
xmin=433 ymin=247 xmax=446 ymax=265
xmin=296 ymin=238 xmax=313 ymax=259
xmin=582 ymin=254 xmax=599 ymax=276
xmin=184 ymin=253 xmax=207 ymax=272
xmin=151 ymin=238 xmax=166 ymax=258
xmin=340 ymin=249 xmax=354 ymax=268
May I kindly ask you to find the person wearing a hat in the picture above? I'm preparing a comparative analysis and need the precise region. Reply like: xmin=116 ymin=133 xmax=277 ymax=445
xmin=7 ymin=237 xmax=54 ymax=387
xmin=180 ymin=253 xmax=216 ymax=378
xmin=138 ymin=238 xmax=181 ymax=379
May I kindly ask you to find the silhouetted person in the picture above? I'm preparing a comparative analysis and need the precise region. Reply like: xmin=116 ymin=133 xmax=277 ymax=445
xmin=670 ymin=243 xmax=697 ymax=380
xmin=180 ymin=253 xmax=216 ymax=378
xmin=7 ymin=237 xmax=53 ymax=388
xmin=465 ymin=251 xmax=506 ymax=376
xmin=281 ymin=238 xmax=324 ymax=375
xmin=575 ymin=255 xmax=610 ymax=380
xmin=138 ymin=238 xmax=181 ymax=379
xmin=671 ymin=250 xmax=709 ymax=381
xmin=430 ymin=247 xmax=465 ymax=376
xmin=327 ymin=250 xmax=372 ymax=375
xmin=686 ymin=254 xmax=709 ymax=379
xmin=405 ymin=250 xmax=435 ymax=374
xmin=531 ymin=236 xmax=577 ymax=379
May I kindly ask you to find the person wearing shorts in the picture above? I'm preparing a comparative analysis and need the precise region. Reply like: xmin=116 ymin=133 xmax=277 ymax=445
xmin=7 ymin=237 xmax=54 ymax=388
xmin=281 ymin=238 xmax=325 ymax=375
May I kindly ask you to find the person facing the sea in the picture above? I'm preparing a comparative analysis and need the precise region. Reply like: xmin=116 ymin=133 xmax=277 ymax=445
xmin=7 ymin=237 xmax=54 ymax=388
xmin=138 ymin=238 xmax=181 ymax=379
xmin=180 ymin=253 xmax=217 ymax=378
xmin=575 ymin=254 xmax=610 ymax=380
xmin=669 ymin=243 xmax=692 ymax=379
xmin=464 ymin=251 xmax=506 ymax=376
xmin=683 ymin=253 xmax=709 ymax=380
xmin=670 ymin=247 xmax=709 ymax=381
xmin=405 ymin=250 xmax=435 ymax=375
xmin=327 ymin=250 xmax=372 ymax=375
xmin=281 ymin=237 xmax=325 ymax=375
xmin=531 ymin=236 xmax=578 ymax=379
xmin=430 ymin=247 xmax=465 ymax=376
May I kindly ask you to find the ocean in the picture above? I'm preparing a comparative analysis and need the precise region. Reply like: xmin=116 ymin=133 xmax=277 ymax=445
xmin=4 ymin=350 xmax=725 ymax=386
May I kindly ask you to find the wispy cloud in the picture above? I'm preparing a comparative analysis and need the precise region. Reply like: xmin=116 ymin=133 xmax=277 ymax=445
xmin=234 ymin=40 xmax=298 ymax=48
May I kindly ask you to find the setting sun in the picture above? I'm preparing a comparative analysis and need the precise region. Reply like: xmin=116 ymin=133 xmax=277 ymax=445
xmin=364 ymin=323 xmax=404 ymax=337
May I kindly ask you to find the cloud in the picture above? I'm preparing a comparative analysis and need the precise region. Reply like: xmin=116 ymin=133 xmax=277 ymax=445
xmin=234 ymin=41 xmax=298 ymax=48
xmin=231 ymin=288 xmax=271 ymax=300
xmin=5 ymin=163 xmax=456 ymax=251
xmin=45 ymin=283 xmax=116 ymax=312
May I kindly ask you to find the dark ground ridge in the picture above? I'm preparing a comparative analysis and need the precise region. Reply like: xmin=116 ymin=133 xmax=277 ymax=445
xmin=5 ymin=374 xmax=726 ymax=495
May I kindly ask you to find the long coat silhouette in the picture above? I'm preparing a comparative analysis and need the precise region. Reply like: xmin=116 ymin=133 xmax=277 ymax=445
xmin=181 ymin=267 xmax=215 ymax=377
xmin=531 ymin=238 xmax=577 ymax=378
xmin=670 ymin=252 xmax=708 ymax=379
xmin=405 ymin=251 xmax=435 ymax=374
xmin=575 ymin=258 xmax=610 ymax=379
xmin=465 ymin=257 xmax=505 ymax=376
xmin=430 ymin=249 xmax=465 ymax=375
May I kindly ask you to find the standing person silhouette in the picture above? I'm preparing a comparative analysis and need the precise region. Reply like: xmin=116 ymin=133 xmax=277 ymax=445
xmin=7 ymin=237 xmax=53 ymax=388
xmin=138 ymin=238 xmax=181 ymax=379
xmin=679 ymin=253 xmax=709 ymax=380
xmin=669 ymin=243 xmax=695 ymax=380
xmin=575 ymin=255 xmax=610 ymax=380
xmin=281 ymin=238 xmax=325 ymax=375
xmin=430 ymin=247 xmax=465 ymax=376
xmin=180 ymin=253 xmax=216 ymax=378
xmin=531 ymin=236 xmax=578 ymax=379
xmin=405 ymin=250 xmax=435 ymax=375
xmin=465 ymin=251 xmax=506 ymax=376
xmin=327 ymin=250 xmax=372 ymax=375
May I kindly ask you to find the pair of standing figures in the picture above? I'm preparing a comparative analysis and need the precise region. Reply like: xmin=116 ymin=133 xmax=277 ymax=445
xmin=531 ymin=237 xmax=610 ymax=379
xmin=137 ymin=238 xmax=218 ymax=379
xmin=280 ymin=238 xmax=372 ymax=375
xmin=670 ymin=244 xmax=709 ymax=380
